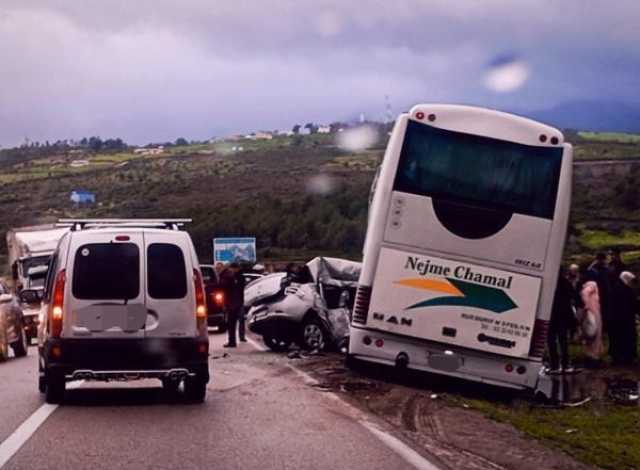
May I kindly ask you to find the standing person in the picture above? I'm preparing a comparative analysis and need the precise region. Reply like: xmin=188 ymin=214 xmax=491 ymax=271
xmin=566 ymin=264 xmax=580 ymax=289
xmin=221 ymin=262 xmax=246 ymax=348
xmin=608 ymin=248 xmax=628 ymax=287
xmin=609 ymin=271 xmax=638 ymax=365
xmin=214 ymin=262 xmax=226 ymax=283
xmin=546 ymin=267 xmax=578 ymax=374
xmin=589 ymin=252 xmax=611 ymax=335
xmin=578 ymin=270 xmax=604 ymax=368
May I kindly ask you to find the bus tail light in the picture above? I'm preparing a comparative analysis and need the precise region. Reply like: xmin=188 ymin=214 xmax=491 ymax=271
xmin=193 ymin=269 xmax=208 ymax=331
xmin=352 ymin=285 xmax=372 ymax=324
xmin=528 ymin=319 xmax=550 ymax=358
xmin=49 ymin=270 xmax=66 ymax=338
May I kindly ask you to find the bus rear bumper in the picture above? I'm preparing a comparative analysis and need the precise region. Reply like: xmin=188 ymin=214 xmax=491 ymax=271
xmin=348 ymin=326 xmax=541 ymax=390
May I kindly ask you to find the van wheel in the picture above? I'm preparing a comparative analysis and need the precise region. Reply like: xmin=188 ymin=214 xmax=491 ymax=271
xmin=38 ymin=362 xmax=47 ymax=393
xmin=263 ymin=335 xmax=291 ymax=352
xmin=45 ymin=372 xmax=65 ymax=404
xmin=300 ymin=318 xmax=327 ymax=351
xmin=162 ymin=378 xmax=181 ymax=398
xmin=184 ymin=376 xmax=207 ymax=403
xmin=11 ymin=327 xmax=28 ymax=358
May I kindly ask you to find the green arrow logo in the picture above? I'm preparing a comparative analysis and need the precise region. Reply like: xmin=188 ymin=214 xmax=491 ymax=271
xmin=407 ymin=278 xmax=518 ymax=313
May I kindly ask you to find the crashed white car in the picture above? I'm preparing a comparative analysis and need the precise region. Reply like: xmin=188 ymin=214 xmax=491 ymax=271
xmin=245 ymin=257 xmax=361 ymax=352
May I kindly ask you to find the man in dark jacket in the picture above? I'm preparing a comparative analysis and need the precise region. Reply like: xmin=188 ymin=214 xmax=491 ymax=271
xmin=221 ymin=262 xmax=246 ymax=348
xmin=609 ymin=271 xmax=638 ymax=365
xmin=608 ymin=248 xmax=628 ymax=287
xmin=546 ymin=268 xmax=578 ymax=374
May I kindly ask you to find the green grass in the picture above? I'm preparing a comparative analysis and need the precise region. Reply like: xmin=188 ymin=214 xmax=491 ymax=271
xmin=578 ymin=230 xmax=640 ymax=251
xmin=461 ymin=398 xmax=640 ymax=469
xmin=579 ymin=132 xmax=640 ymax=144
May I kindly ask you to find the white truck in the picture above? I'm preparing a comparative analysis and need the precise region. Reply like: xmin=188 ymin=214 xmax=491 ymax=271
xmin=6 ymin=225 xmax=69 ymax=291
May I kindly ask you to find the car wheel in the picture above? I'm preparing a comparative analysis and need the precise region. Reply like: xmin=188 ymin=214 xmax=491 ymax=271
xmin=11 ymin=326 xmax=28 ymax=358
xmin=45 ymin=371 xmax=65 ymax=404
xmin=300 ymin=318 xmax=326 ymax=351
xmin=184 ymin=376 xmax=207 ymax=403
xmin=263 ymin=335 xmax=291 ymax=352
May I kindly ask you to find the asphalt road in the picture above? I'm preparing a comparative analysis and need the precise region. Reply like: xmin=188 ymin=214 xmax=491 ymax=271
xmin=0 ymin=333 xmax=438 ymax=470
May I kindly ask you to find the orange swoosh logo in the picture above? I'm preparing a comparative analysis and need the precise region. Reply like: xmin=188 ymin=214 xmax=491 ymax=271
xmin=394 ymin=278 xmax=464 ymax=297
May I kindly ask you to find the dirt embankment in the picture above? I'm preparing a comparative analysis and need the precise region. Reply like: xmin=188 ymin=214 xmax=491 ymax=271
xmin=293 ymin=354 xmax=592 ymax=470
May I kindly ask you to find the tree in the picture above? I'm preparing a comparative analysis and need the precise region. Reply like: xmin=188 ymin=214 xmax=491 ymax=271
xmin=88 ymin=136 xmax=103 ymax=152
xmin=304 ymin=122 xmax=318 ymax=134
xmin=292 ymin=124 xmax=301 ymax=134
xmin=175 ymin=137 xmax=188 ymax=146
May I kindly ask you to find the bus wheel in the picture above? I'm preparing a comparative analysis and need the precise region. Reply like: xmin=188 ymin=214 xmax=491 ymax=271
xmin=45 ymin=371 xmax=65 ymax=404
xmin=345 ymin=354 xmax=365 ymax=371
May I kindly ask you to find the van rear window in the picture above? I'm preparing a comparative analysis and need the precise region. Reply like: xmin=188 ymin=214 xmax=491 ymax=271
xmin=147 ymin=243 xmax=188 ymax=299
xmin=73 ymin=243 xmax=140 ymax=300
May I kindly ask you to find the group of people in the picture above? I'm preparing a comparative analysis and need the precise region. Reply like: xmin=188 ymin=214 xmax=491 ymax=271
xmin=547 ymin=248 xmax=639 ymax=374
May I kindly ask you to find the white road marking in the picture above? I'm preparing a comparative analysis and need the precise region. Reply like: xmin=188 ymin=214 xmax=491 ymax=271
xmin=245 ymin=336 xmax=441 ymax=470
xmin=0 ymin=381 xmax=83 ymax=469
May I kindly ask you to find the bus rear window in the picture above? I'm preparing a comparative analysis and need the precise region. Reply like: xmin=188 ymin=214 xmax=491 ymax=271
xmin=147 ymin=243 xmax=187 ymax=299
xmin=393 ymin=120 xmax=563 ymax=219
xmin=73 ymin=243 xmax=140 ymax=300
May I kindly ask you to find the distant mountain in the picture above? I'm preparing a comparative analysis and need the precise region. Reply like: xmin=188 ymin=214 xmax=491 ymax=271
xmin=526 ymin=100 xmax=640 ymax=133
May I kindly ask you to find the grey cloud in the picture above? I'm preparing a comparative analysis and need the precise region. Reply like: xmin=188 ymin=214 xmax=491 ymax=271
xmin=1 ymin=1 xmax=639 ymax=145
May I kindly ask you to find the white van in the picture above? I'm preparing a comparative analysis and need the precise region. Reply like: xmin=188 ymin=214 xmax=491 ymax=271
xmin=38 ymin=219 xmax=210 ymax=403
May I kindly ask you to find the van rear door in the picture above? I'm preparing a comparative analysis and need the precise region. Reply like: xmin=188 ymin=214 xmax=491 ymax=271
xmin=143 ymin=232 xmax=195 ymax=338
xmin=67 ymin=232 xmax=145 ymax=338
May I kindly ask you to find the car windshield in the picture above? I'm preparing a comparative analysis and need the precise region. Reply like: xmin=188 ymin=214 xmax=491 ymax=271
xmin=394 ymin=120 xmax=563 ymax=219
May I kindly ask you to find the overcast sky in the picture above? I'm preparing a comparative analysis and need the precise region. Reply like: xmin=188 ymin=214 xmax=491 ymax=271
xmin=1 ymin=0 xmax=639 ymax=146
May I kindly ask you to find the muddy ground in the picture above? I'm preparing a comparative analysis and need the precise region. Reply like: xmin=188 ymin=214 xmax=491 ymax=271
xmin=289 ymin=352 xmax=596 ymax=470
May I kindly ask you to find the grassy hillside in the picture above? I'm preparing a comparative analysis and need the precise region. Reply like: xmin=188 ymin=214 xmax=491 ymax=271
xmin=0 ymin=131 xmax=638 ymax=272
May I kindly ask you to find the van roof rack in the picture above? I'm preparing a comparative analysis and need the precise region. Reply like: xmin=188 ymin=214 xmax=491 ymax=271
xmin=57 ymin=219 xmax=192 ymax=231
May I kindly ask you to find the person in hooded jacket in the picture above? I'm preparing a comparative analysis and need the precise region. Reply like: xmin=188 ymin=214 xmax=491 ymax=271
xmin=609 ymin=271 xmax=638 ymax=365
xmin=546 ymin=267 xmax=579 ymax=374
xmin=578 ymin=269 xmax=604 ymax=368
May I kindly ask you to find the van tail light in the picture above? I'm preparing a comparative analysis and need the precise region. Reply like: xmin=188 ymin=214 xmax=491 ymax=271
xmin=49 ymin=270 xmax=66 ymax=338
xmin=193 ymin=269 xmax=208 ymax=331
xmin=528 ymin=319 xmax=550 ymax=358
xmin=352 ymin=285 xmax=372 ymax=324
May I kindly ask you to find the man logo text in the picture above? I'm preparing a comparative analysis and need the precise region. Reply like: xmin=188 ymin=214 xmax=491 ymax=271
xmin=372 ymin=312 xmax=413 ymax=326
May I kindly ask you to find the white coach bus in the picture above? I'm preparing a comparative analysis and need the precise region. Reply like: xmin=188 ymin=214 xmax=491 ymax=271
xmin=348 ymin=104 xmax=572 ymax=389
